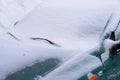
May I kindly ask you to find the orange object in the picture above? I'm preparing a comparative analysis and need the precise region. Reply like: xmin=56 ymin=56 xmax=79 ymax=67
xmin=89 ymin=75 xmax=97 ymax=80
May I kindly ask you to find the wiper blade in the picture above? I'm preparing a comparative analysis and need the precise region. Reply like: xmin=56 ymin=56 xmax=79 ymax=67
xmin=99 ymin=13 xmax=113 ymax=40
xmin=7 ymin=32 xmax=21 ymax=41
xmin=110 ymin=19 xmax=120 ymax=41
xmin=30 ymin=37 xmax=61 ymax=47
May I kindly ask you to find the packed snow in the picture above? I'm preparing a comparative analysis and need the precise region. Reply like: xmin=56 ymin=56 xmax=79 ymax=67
xmin=0 ymin=0 xmax=119 ymax=80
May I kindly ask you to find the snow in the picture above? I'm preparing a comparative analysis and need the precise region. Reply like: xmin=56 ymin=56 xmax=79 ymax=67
xmin=0 ymin=34 xmax=77 ymax=80
xmin=10 ymin=0 xmax=117 ymax=50
xmin=41 ymin=51 xmax=101 ymax=80
xmin=0 ymin=0 xmax=41 ymax=28
xmin=0 ymin=0 xmax=119 ymax=80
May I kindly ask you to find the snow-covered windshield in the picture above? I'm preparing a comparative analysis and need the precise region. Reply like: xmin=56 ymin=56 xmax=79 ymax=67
xmin=0 ymin=0 xmax=120 ymax=80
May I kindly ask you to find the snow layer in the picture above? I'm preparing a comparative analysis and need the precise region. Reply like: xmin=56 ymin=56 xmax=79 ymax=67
xmin=0 ymin=34 xmax=76 ymax=79
xmin=11 ymin=0 xmax=117 ymax=50
xmin=0 ymin=0 xmax=41 ymax=28
xmin=41 ymin=51 xmax=102 ymax=80
xmin=0 ymin=0 xmax=119 ymax=80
